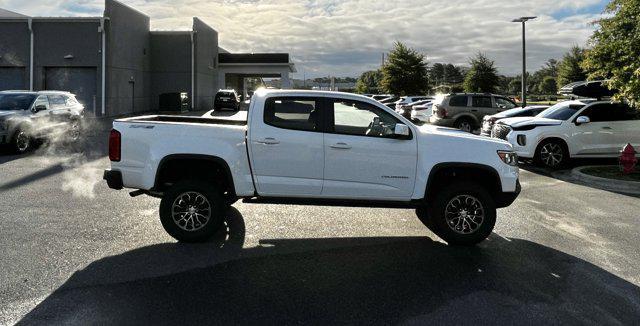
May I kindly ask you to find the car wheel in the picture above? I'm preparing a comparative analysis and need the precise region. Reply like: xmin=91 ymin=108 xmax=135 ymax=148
xmin=426 ymin=182 xmax=496 ymax=246
xmin=454 ymin=118 xmax=474 ymax=133
xmin=11 ymin=127 xmax=32 ymax=154
xmin=535 ymin=139 xmax=568 ymax=169
xmin=159 ymin=179 xmax=226 ymax=243
xmin=68 ymin=120 xmax=81 ymax=142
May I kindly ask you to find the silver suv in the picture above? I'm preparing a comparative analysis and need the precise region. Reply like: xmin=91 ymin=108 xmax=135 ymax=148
xmin=0 ymin=90 xmax=84 ymax=153
xmin=429 ymin=93 xmax=517 ymax=132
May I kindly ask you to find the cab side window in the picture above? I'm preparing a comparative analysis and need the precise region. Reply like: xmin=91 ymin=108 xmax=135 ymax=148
xmin=329 ymin=99 xmax=400 ymax=138
xmin=264 ymin=97 xmax=320 ymax=132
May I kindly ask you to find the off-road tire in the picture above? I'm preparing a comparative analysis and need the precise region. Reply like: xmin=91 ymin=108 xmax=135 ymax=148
xmin=426 ymin=182 xmax=496 ymax=246
xmin=159 ymin=179 xmax=226 ymax=242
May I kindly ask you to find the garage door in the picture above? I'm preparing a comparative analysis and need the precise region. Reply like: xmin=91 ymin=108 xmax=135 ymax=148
xmin=0 ymin=67 xmax=26 ymax=91
xmin=45 ymin=67 xmax=97 ymax=114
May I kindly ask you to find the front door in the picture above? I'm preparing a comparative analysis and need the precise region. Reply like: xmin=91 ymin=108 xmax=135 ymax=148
xmin=248 ymin=96 xmax=324 ymax=196
xmin=322 ymin=98 xmax=418 ymax=200
xmin=572 ymin=103 xmax=619 ymax=155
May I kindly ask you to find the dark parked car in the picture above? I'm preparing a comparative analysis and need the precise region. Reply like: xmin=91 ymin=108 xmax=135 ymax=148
xmin=480 ymin=105 xmax=549 ymax=136
xmin=0 ymin=90 xmax=84 ymax=153
xmin=214 ymin=89 xmax=240 ymax=111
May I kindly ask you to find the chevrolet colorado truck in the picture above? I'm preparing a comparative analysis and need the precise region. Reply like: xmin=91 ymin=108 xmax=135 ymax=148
xmin=104 ymin=90 xmax=520 ymax=245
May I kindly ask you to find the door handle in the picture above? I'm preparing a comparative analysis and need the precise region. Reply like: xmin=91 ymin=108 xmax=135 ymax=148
xmin=330 ymin=142 xmax=351 ymax=149
xmin=256 ymin=137 xmax=279 ymax=145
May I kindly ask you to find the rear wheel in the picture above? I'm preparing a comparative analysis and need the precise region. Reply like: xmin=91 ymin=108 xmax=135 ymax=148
xmin=159 ymin=180 xmax=226 ymax=242
xmin=454 ymin=118 xmax=475 ymax=133
xmin=535 ymin=139 xmax=568 ymax=169
xmin=425 ymin=182 xmax=496 ymax=246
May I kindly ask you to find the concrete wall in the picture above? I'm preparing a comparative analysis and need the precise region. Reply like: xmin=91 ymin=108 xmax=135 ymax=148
xmin=0 ymin=21 xmax=30 ymax=89
xmin=193 ymin=17 xmax=218 ymax=110
xmin=149 ymin=32 xmax=191 ymax=111
xmin=104 ymin=0 xmax=150 ymax=116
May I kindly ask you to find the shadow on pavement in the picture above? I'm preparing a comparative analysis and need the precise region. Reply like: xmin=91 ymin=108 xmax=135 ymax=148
xmin=19 ymin=207 xmax=640 ymax=325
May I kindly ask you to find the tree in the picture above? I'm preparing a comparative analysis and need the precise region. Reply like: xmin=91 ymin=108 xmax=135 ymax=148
xmin=355 ymin=70 xmax=382 ymax=94
xmin=429 ymin=63 xmax=445 ymax=85
xmin=380 ymin=42 xmax=430 ymax=95
xmin=539 ymin=76 xmax=558 ymax=95
xmin=557 ymin=46 xmax=588 ymax=89
xmin=583 ymin=0 xmax=640 ymax=107
xmin=463 ymin=53 xmax=499 ymax=93
xmin=444 ymin=64 xmax=464 ymax=84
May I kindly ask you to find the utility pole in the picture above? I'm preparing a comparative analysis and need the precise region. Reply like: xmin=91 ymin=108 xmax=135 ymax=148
xmin=512 ymin=16 xmax=536 ymax=107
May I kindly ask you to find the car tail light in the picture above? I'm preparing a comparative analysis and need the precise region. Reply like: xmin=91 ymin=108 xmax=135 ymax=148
xmin=109 ymin=129 xmax=121 ymax=162
xmin=435 ymin=105 xmax=447 ymax=118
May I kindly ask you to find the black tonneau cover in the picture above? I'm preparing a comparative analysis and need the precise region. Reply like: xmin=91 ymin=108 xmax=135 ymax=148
xmin=119 ymin=115 xmax=247 ymax=126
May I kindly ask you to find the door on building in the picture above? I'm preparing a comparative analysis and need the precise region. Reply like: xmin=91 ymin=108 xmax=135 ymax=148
xmin=44 ymin=67 xmax=97 ymax=115
xmin=0 ymin=67 xmax=26 ymax=91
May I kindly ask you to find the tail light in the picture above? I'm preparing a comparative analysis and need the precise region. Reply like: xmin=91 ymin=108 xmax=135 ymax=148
xmin=435 ymin=105 xmax=447 ymax=118
xmin=109 ymin=129 xmax=121 ymax=162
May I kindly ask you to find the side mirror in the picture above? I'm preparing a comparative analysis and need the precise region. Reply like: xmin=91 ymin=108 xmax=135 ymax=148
xmin=33 ymin=104 xmax=46 ymax=113
xmin=575 ymin=116 xmax=590 ymax=125
xmin=394 ymin=123 xmax=410 ymax=137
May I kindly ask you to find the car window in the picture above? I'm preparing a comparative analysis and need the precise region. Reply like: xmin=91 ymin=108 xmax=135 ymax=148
xmin=0 ymin=94 xmax=36 ymax=111
xmin=33 ymin=95 xmax=50 ymax=111
xmin=48 ymin=95 xmax=66 ymax=109
xmin=264 ymin=97 xmax=319 ymax=132
xmin=580 ymin=103 xmax=616 ymax=122
xmin=65 ymin=96 xmax=79 ymax=106
xmin=495 ymin=97 xmax=516 ymax=109
xmin=538 ymin=102 xmax=585 ymax=120
xmin=330 ymin=99 xmax=400 ymax=138
xmin=472 ymin=96 xmax=492 ymax=108
xmin=448 ymin=95 xmax=467 ymax=107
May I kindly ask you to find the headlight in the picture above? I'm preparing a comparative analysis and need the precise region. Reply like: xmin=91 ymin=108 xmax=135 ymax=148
xmin=497 ymin=150 xmax=518 ymax=166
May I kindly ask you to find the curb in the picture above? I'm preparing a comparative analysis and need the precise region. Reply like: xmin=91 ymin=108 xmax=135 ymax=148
xmin=570 ymin=165 xmax=640 ymax=196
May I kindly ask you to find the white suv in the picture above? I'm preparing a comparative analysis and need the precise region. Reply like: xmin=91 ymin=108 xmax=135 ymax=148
xmin=492 ymin=100 xmax=640 ymax=168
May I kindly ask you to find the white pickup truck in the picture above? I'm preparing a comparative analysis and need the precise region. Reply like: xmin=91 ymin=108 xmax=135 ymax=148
xmin=104 ymin=90 xmax=520 ymax=245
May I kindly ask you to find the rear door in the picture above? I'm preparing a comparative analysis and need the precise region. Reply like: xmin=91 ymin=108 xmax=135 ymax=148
xmin=322 ymin=98 xmax=417 ymax=200
xmin=471 ymin=95 xmax=494 ymax=119
xmin=609 ymin=103 xmax=640 ymax=150
xmin=248 ymin=96 xmax=324 ymax=196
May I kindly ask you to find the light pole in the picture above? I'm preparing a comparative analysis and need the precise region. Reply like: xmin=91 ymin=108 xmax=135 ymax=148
xmin=512 ymin=16 xmax=536 ymax=107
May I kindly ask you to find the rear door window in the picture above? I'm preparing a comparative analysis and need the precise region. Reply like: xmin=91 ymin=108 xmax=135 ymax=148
xmin=47 ymin=95 xmax=66 ymax=109
xmin=264 ymin=97 xmax=320 ymax=132
xmin=448 ymin=95 xmax=468 ymax=107
xmin=472 ymin=96 xmax=492 ymax=108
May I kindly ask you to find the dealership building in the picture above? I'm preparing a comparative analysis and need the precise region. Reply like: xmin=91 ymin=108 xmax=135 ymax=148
xmin=0 ymin=0 xmax=295 ymax=116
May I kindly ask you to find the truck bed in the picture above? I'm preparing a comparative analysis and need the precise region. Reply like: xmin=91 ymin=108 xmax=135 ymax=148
xmin=117 ymin=114 xmax=247 ymax=126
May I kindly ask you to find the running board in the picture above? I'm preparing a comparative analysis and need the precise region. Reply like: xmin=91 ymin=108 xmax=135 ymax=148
xmin=242 ymin=197 xmax=422 ymax=208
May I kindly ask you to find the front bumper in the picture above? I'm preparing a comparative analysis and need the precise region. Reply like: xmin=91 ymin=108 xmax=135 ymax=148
xmin=103 ymin=169 xmax=123 ymax=190
xmin=495 ymin=179 xmax=521 ymax=208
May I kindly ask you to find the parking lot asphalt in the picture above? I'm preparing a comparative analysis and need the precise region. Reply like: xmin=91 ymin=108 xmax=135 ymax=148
xmin=0 ymin=119 xmax=639 ymax=325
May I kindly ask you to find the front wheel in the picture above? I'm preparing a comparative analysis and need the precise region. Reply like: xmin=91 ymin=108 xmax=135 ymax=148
xmin=159 ymin=180 xmax=226 ymax=242
xmin=535 ymin=140 xmax=568 ymax=169
xmin=425 ymin=182 xmax=496 ymax=246
xmin=11 ymin=128 xmax=32 ymax=154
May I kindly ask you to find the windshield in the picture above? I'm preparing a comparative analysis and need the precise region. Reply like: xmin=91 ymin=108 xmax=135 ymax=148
xmin=536 ymin=102 xmax=585 ymax=120
xmin=0 ymin=94 xmax=36 ymax=111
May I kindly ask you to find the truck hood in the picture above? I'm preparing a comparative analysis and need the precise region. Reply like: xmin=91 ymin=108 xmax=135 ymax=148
xmin=419 ymin=124 xmax=511 ymax=148
xmin=497 ymin=116 xmax=562 ymax=128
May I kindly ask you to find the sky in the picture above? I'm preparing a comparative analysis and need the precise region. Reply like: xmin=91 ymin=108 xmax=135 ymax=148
xmin=0 ymin=0 xmax=609 ymax=78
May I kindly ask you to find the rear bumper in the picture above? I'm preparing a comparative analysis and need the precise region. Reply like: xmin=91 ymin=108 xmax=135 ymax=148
xmin=495 ymin=179 xmax=521 ymax=208
xmin=103 ymin=169 xmax=123 ymax=190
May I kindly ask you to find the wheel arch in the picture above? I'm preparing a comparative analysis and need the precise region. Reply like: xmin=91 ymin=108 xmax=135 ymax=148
xmin=153 ymin=154 xmax=236 ymax=197
xmin=425 ymin=162 xmax=502 ymax=202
